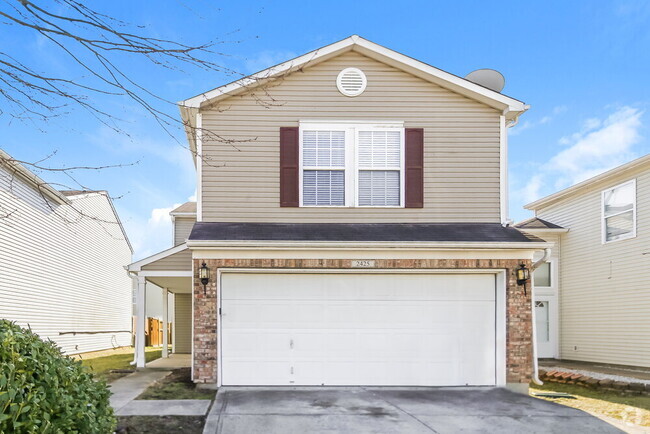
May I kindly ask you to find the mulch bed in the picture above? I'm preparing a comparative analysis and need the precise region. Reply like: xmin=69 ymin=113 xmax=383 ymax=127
xmin=116 ymin=416 xmax=204 ymax=434
xmin=136 ymin=367 xmax=216 ymax=400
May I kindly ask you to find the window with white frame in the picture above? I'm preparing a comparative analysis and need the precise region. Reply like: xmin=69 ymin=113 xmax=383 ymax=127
xmin=302 ymin=130 xmax=346 ymax=206
xmin=300 ymin=122 xmax=404 ymax=207
xmin=602 ymin=180 xmax=636 ymax=243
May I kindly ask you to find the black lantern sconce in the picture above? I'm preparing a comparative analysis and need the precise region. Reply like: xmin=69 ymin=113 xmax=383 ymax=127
xmin=516 ymin=263 xmax=530 ymax=295
xmin=199 ymin=262 xmax=210 ymax=295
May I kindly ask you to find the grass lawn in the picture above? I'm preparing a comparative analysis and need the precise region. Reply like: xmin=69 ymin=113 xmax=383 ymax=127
xmin=531 ymin=382 xmax=650 ymax=428
xmin=116 ymin=416 xmax=204 ymax=434
xmin=77 ymin=346 xmax=164 ymax=382
xmin=137 ymin=368 xmax=216 ymax=400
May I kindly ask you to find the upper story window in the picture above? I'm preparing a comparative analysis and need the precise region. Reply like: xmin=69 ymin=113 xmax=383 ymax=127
xmin=602 ymin=179 xmax=636 ymax=243
xmin=299 ymin=122 xmax=405 ymax=207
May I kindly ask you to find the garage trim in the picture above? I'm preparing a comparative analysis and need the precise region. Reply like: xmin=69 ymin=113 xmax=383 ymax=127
xmin=215 ymin=268 xmax=507 ymax=387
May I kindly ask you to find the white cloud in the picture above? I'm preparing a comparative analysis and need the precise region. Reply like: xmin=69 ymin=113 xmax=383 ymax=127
xmin=123 ymin=192 xmax=198 ymax=260
xmin=244 ymin=50 xmax=297 ymax=74
xmin=548 ymin=106 xmax=642 ymax=184
xmin=553 ymin=105 xmax=568 ymax=115
xmin=517 ymin=106 xmax=644 ymax=204
xmin=122 ymin=203 xmax=180 ymax=260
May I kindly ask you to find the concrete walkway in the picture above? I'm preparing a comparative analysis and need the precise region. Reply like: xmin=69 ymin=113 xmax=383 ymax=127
xmin=146 ymin=353 xmax=191 ymax=369
xmin=110 ymin=355 xmax=212 ymax=417
xmin=110 ymin=369 xmax=171 ymax=412
xmin=116 ymin=399 xmax=211 ymax=416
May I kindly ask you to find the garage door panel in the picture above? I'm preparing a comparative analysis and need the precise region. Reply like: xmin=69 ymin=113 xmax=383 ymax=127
xmin=222 ymin=360 xmax=291 ymax=386
xmin=221 ymin=273 xmax=494 ymax=301
xmin=221 ymin=273 xmax=497 ymax=386
xmin=223 ymin=331 xmax=293 ymax=357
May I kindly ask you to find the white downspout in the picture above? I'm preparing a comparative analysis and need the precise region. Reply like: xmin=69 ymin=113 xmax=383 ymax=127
xmin=530 ymin=248 xmax=551 ymax=385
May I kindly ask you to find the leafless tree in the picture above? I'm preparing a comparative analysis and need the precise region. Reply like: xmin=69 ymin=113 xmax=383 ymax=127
xmin=0 ymin=0 xmax=302 ymax=226
xmin=0 ymin=0 xmax=249 ymax=222
xmin=1 ymin=0 xmax=240 ymax=130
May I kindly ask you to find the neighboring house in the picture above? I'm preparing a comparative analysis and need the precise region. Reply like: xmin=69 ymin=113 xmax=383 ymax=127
xmin=128 ymin=35 xmax=551 ymax=393
xmin=519 ymin=154 xmax=650 ymax=368
xmin=0 ymin=149 xmax=133 ymax=354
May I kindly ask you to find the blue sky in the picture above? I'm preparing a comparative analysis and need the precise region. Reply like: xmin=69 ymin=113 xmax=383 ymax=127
xmin=2 ymin=1 xmax=649 ymax=259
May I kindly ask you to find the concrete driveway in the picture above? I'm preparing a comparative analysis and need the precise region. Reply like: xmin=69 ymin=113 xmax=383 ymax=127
xmin=203 ymin=387 xmax=622 ymax=433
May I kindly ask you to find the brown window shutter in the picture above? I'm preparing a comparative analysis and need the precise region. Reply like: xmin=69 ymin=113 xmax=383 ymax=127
xmin=405 ymin=128 xmax=424 ymax=208
xmin=279 ymin=127 xmax=300 ymax=207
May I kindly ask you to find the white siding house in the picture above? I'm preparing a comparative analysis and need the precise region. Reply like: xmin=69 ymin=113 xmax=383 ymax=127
xmin=0 ymin=149 xmax=133 ymax=354
xmin=521 ymin=154 xmax=650 ymax=368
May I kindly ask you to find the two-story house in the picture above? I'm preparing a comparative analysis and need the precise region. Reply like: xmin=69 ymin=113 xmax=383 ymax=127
xmin=128 ymin=36 xmax=550 ymax=393
xmin=518 ymin=154 xmax=650 ymax=368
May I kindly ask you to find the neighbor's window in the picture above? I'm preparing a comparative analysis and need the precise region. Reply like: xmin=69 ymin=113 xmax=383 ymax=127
xmin=533 ymin=262 xmax=551 ymax=287
xmin=602 ymin=180 xmax=636 ymax=243
xmin=300 ymin=123 xmax=404 ymax=207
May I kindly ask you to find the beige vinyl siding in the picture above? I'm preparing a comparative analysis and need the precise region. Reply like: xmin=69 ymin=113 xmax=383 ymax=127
xmin=141 ymin=248 xmax=192 ymax=271
xmin=0 ymin=168 xmax=133 ymax=354
xmin=536 ymin=168 xmax=650 ymax=367
xmin=200 ymin=51 xmax=502 ymax=223
xmin=174 ymin=217 xmax=195 ymax=245
xmin=173 ymin=293 xmax=191 ymax=353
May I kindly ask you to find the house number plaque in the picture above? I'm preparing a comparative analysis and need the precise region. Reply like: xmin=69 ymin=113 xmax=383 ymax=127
xmin=351 ymin=260 xmax=375 ymax=268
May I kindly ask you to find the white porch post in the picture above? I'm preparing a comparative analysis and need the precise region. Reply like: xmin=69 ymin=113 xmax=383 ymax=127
xmin=171 ymin=294 xmax=176 ymax=354
xmin=162 ymin=288 xmax=169 ymax=358
xmin=135 ymin=275 xmax=147 ymax=368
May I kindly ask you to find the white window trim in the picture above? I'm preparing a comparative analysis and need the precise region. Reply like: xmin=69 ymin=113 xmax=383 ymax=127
xmin=601 ymin=179 xmax=636 ymax=244
xmin=299 ymin=121 xmax=405 ymax=208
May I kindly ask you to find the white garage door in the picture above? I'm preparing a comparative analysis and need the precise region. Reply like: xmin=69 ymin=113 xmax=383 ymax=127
xmin=221 ymin=272 xmax=496 ymax=386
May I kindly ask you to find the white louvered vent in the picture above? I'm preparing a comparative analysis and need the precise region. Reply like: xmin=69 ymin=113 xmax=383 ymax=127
xmin=336 ymin=68 xmax=367 ymax=97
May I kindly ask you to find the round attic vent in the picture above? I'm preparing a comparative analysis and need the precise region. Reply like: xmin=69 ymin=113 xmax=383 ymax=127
xmin=336 ymin=68 xmax=367 ymax=97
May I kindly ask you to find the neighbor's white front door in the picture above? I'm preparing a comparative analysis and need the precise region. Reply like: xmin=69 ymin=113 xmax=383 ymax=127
xmin=533 ymin=260 xmax=558 ymax=359
xmin=220 ymin=272 xmax=497 ymax=386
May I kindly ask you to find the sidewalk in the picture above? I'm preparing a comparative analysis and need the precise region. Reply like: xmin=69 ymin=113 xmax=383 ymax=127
xmin=109 ymin=356 xmax=212 ymax=417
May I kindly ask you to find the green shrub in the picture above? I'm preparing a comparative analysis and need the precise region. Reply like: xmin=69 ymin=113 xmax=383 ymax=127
xmin=0 ymin=320 xmax=116 ymax=433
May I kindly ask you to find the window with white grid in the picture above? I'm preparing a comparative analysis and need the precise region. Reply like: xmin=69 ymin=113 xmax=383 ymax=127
xmin=602 ymin=180 xmax=636 ymax=243
xmin=357 ymin=131 xmax=401 ymax=206
xmin=301 ymin=130 xmax=346 ymax=206
xmin=299 ymin=123 xmax=404 ymax=207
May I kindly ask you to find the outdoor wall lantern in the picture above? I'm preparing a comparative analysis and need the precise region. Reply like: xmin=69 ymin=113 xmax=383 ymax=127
xmin=516 ymin=263 xmax=530 ymax=295
xmin=199 ymin=262 xmax=210 ymax=295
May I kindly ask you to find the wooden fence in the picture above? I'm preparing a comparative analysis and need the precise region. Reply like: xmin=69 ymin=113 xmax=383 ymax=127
xmin=133 ymin=317 xmax=172 ymax=347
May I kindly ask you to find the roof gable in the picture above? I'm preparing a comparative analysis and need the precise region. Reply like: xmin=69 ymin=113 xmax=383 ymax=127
xmin=182 ymin=35 xmax=525 ymax=111
xmin=526 ymin=154 xmax=650 ymax=210
xmin=514 ymin=217 xmax=564 ymax=230
xmin=179 ymin=35 xmax=528 ymax=154
xmin=0 ymin=149 xmax=69 ymax=205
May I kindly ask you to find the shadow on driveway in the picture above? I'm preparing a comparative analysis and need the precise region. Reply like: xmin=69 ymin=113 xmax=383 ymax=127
xmin=203 ymin=387 xmax=623 ymax=433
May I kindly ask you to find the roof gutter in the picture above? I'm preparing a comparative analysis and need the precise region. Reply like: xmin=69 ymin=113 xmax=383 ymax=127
xmin=186 ymin=240 xmax=552 ymax=250
xmin=529 ymin=248 xmax=552 ymax=386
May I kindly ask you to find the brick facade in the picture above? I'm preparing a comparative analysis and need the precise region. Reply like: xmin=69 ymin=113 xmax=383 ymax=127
xmin=193 ymin=258 xmax=533 ymax=385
